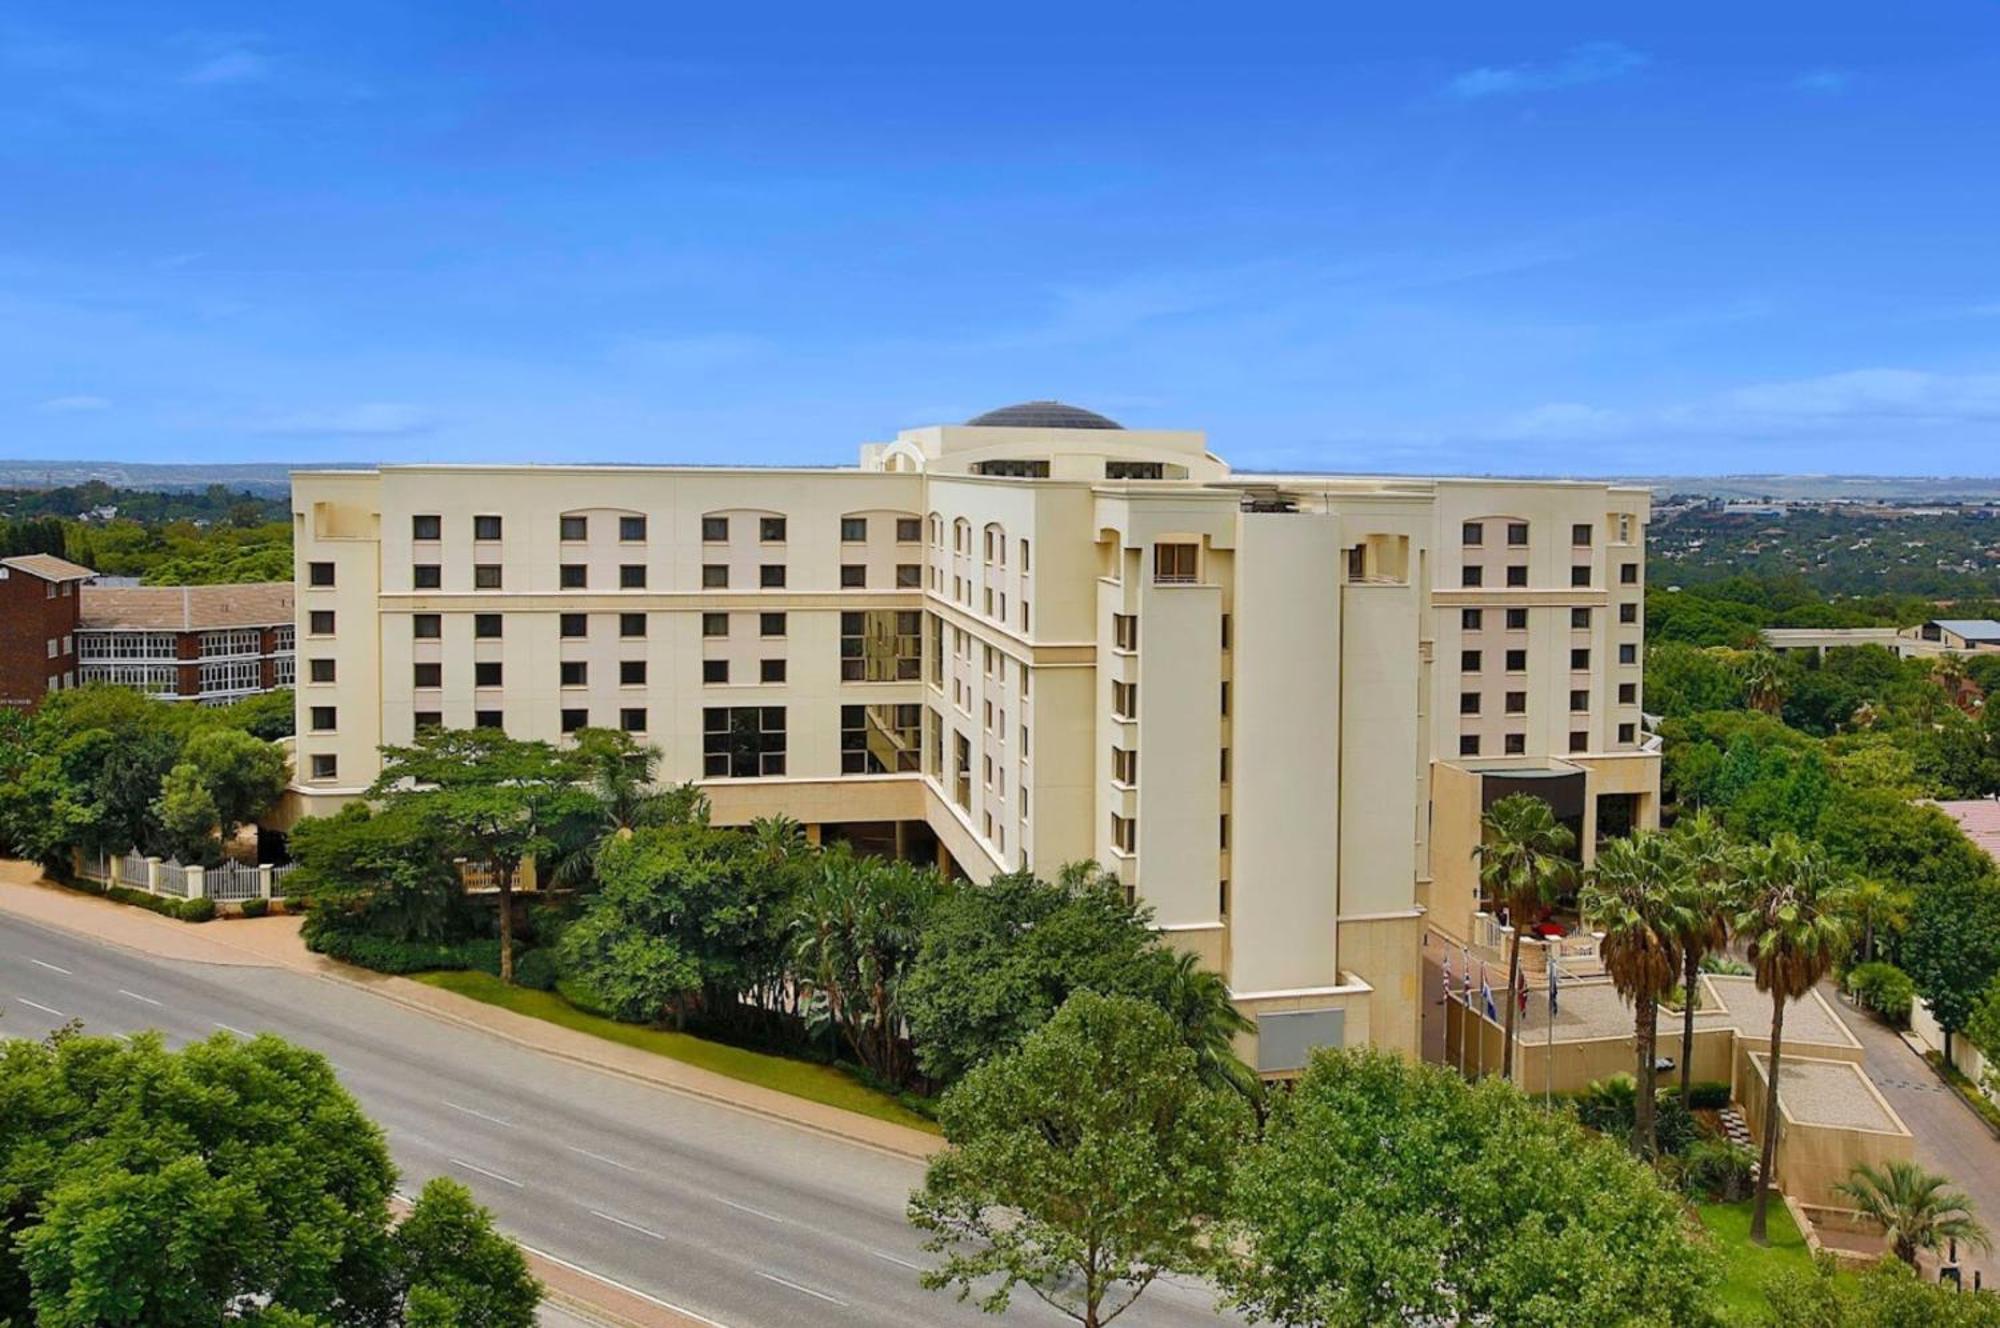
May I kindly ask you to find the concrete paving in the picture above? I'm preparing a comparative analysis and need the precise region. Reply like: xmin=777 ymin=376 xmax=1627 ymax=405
xmin=0 ymin=911 xmax=1235 ymax=1328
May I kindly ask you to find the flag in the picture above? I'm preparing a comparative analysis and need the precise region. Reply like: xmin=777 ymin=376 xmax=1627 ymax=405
xmin=1549 ymin=956 xmax=1561 ymax=1016
xmin=1480 ymin=965 xmax=1497 ymax=1023
xmin=1442 ymin=950 xmax=1453 ymax=1002
xmin=1461 ymin=947 xmax=1473 ymax=1002
xmin=1518 ymin=967 xmax=1529 ymax=1017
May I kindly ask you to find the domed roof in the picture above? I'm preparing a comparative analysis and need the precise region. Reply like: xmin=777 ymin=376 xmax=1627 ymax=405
xmin=965 ymin=400 xmax=1124 ymax=430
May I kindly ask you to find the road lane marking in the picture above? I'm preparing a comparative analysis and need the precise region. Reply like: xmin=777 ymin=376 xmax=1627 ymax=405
xmin=215 ymin=1022 xmax=251 ymax=1036
xmin=755 ymin=1272 xmax=847 ymax=1306
xmin=870 ymin=1249 xmax=924 ymax=1271
xmin=29 ymin=959 xmax=71 ymax=975
xmin=716 ymin=1196 xmax=786 ymax=1225
xmin=447 ymin=1158 xmax=524 ymax=1188
xmin=566 ymin=1145 xmax=638 ymax=1173
xmin=118 ymin=989 xmax=162 ymax=1007
xmin=517 ymin=1244 xmax=735 ymax=1328
xmin=442 ymin=1100 xmax=514 ymax=1127
xmin=15 ymin=998 xmax=65 ymax=1018
xmin=588 ymin=1209 xmax=668 ymax=1240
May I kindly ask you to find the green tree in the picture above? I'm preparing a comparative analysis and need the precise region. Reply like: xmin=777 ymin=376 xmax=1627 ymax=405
xmin=370 ymin=729 xmax=597 ymax=983
xmin=1842 ymin=878 xmax=1914 ymax=966
xmin=1741 ymin=650 xmax=1792 ymax=715
xmin=1667 ymin=809 xmax=1738 ymax=1101
xmin=154 ymin=760 xmax=222 ymax=863
xmin=392 ymin=1179 xmax=541 ymax=1328
xmin=1904 ymin=873 xmax=2000 ymax=1065
xmin=1762 ymin=1253 xmax=2000 ymax=1327
xmin=180 ymin=726 xmax=290 ymax=844
xmin=1736 ymin=833 xmax=1852 ymax=1244
xmin=1222 ymin=1049 xmax=1718 ymax=1328
xmin=909 ymin=992 xmax=1252 ymax=1328
xmin=1834 ymin=1160 xmax=1990 ymax=1269
xmin=1579 ymin=830 xmax=1688 ymax=1157
xmin=1473 ymin=793 xmax=1576 ymax=1079
xmin=1645 ymin=643 xmax=1746 ymax=719
xmin=291 ymin=802 xmax=466 ymax=943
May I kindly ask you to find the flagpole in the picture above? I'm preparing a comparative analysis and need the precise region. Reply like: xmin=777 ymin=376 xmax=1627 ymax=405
xmin=1545 ymin=939 xmax=1558 ymax=1109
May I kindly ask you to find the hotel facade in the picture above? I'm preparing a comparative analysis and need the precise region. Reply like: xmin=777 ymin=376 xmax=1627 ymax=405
xmin=285 ymin=403 xmax=1658 ymax=1069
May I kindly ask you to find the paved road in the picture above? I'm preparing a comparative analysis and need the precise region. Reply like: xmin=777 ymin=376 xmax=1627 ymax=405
xmin=0 ymin=914 xmax=1234 ymax=1328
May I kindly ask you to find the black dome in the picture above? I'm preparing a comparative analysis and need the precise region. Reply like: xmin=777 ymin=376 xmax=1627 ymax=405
xmin=965 ymin=400 xmax=1124 ymax=430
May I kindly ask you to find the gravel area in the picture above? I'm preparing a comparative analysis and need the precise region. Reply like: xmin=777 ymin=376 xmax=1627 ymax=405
xmin=1752 ymin=1053 xmax=1901 ymax=1131
xmin=1705 ymin=975 xmax=1858 ymax=1049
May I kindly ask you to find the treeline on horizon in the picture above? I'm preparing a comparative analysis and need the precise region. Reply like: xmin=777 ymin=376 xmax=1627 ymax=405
xmin=0 ymin=481 xmax=291 ymax=585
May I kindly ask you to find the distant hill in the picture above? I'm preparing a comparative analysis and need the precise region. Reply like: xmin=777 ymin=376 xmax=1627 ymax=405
xmin=0 ymin=460 xmax=369 ymax=496
xmin=1612 ymin=475 xmax=2000 ymax=502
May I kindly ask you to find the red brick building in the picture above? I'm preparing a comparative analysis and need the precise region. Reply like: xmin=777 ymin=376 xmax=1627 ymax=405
xmin=0 ymin=553 xmax=93 ymax=709
xmin=75 ymin=582 xmax=295 ymax=703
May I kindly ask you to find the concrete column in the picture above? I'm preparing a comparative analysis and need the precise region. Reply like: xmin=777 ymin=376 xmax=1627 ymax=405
xmin=186 ymin=865 xmax=206 ymax=900
xmin=144 ymin=857 xmax=162 ymax=893
xmin=258 ymin=866 xmax=274 ymax=900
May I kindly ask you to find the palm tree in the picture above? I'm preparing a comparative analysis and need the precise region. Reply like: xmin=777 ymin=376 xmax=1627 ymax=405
xmin=1843 ymin=877 xmax=1914 ymax=965
xmin=1579 ymin=830 xmax=1689 ymax=1157
xmin=1736 ymin=832 xmax=1853 ymax=1244
xmin=1741 ymin=650 xmax=1790 ymax=716
xmin=1667 ymin=809 xmax=1739 ymax=1103
xmin=1474 ymin=793 xmax=1577 ymax=1079
xmin=1835 ymin=1159 xmax=1991 ymax=1267
xmin=1156 ymin=949 xmax=1261 ymax=1107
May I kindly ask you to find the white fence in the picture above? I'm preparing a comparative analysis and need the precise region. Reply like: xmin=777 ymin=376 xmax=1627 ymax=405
xmin=76 ymin=849 xmax=291 ymax=906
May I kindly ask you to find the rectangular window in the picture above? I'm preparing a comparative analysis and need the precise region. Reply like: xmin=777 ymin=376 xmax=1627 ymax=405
xmin=896 ymin=564 xmax=921 ymax=588
xmin=1220 ymin=747 xmax=1231 ymax=782
xmin=761 ymin=516 xmax=787 ymax=543
xmin=1459 ymin=735 xmax=1480 ymax=756
xmin=474 ymin=613 xmax=502 ymax=639
xmin=840 ymin=703 xmax=921 ymax=773
xmin=897 ymin=517 xmax=922 ymax=542
xmin=1571 ymin=689 xmax=1589 ymax=711
xmin=702 ymin=515 xmax=729 ymax=542
xmin=310 ymin=611 xmax=335 ymax=635
xmin=310 ymin=706 xmax=336 ymax=731
xmin=703 ymin=564 xmax=728 ymax=588
xmin=474 ymin=515 xmax=503 ymax=541
xmin=620 ymin=515 xmax=647 ymax=542
xmin=474 ymin=564 xmax=502 ymax=589
xmin=703 ymin=612 xmax=729 ymax=637
xmin=761 ymin=658 xmax=786 ymax=684
xmin=1572 ymin=648 xmax=1591 ymax=669
xmin=1505 ymin=733 xmax=1527 ymax=755
xmin=1507 ymin=522 xmax=1529 ymax=546
xmin=561 ymin=660 xmax=588 ymax=687
xmin=1113 ymin=680 xmax=1137 ymax=719
xmin=1570 ymin=730 xmax=1589 ymax=752
xmin=1619 ymin=682 xmax=1637 ymax=704
xmin=703 ymin=706 xmax=786 ymax=777
xmin=412 ymin=514 xmax=441 ymax=540
xmin=1221 ymin=613 xmax=1232 ymax=650
xmin=1461 ymin=608 xmax=1483 ymax=631
xmin=1460 ymin=692 xmax=1481 ymax=715
xmin=310 ymin=754 xmax=338 ymax=780
xmin=1462 ymin=565 xmax=1483 ymax=587
xmin=620 ymin=565 xmax=647 ymax=589
xmin=840 ymin=564 xmax=865 ymax=588
xmin=1571 ymin=607 xmax=1591 ymax=629
xmin=1462 ymin=522 xmax=1484 ymax=546
xmin=476 ymin=710 xmax=504 ymax=730
xmin=1347 ymin=546 xmax=1367 ymax=580
xmin=561 ymin=564 xmax=587 ymax=589
xmin=415 ymin=662 xmax=443 ymax=688
xmin=1619 ymin=722 xmax=1637 ymax=744
xmin=760 ymin=564 xmax=786 ymax=588
xmin=1506 ymin=607 xmax=1528 ymax=630
xmin=561 ymin=515 xmax=588 ymax=541
xmin=475 ymin=661 xmax=503 ymax=687
xmin=1506 ymin=564 xmax=1528 ymax=587
xmin=1506 ymin=649 xmax=1526 ymax=671
xmin=1571 ymin=566 xmax=1591 ymax=588
xmin=1462 ymin=649 xmax=1482 ymax=672
xmin=1111 ymin=813 xmax=1136 ymax=854
xmin=704 ymin=659 xmax=729 ymax=684
xmin=310 ymin=658 xmax=336 ymax=683
xmin=621 ymin=707 xmax=647 ymax=733
xmin=1113 ymin=747 xmax=1138 ymax=784
xmin=1221 ymin=681 xmax=1231 ymax=716
xmin=560 ymin=613 xmax=587 ymax=638
xmin=1619 ymin=643 xmax=1637 ymax=665
xmin=620 ymin=660 xmax=647 ymax=686
xmin=1505 ymin=691 xmax=1526 ymax=714
xmin=1572 ymin=522 xmax=1593 ymax=546
xmin=620 ymin=613 xmax=646 ymax=638
xmin=1621 ymin=563 xmax=1639 ymax=585
xmin=414 ymin=564 xmax=442 ymax=589
xmin=309 ymin=562 xmax=335 ymax=587
xmin=761 ymin=612 xmax=786 ymax=637
xmin=1113 ymin=614 xmax=1139 ymax=651
xmin=414 ymin=711 xmax=442 ymax=731
xmin=561 ymin=709 xmax=587 ymax=733
xmin=1620 ymin=601 xmax=1638 ymax=624
xmin=841 ymin=517 xmax=868 ymax=542
xmin=1153 ymin=542 xmax=1198 ymax=584
xmin=414 ymin=614 xmax=441 ymax=639
xmin=839 ymin=609 xmax=921 ymax=681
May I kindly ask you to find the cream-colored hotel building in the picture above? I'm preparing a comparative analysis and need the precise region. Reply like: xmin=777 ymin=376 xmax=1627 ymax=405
xmin=287 ymin=402 xmax=1658 ymax=1069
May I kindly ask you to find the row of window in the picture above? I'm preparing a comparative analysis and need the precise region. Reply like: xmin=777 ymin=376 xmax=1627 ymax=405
xmin=1462 ymin=518 xmax=1634 ymax=547
xmin=1457 ymin=724 xmax=1638 ymax=758
xmin=407 ymin=514 xmax=926 ymax=545
xmin=1460 ymin=682 xmax=1639 ymax=715
xmin=1461 ymin=645 xmax=1637 ymax=672
xmin=1463 ymin=604 xmax=1640 ymax=630
xmin=1461 ymin=562 xmax=1641 ymax=588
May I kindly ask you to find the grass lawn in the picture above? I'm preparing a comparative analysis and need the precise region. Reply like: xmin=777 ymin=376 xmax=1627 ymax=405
xmin=414 ymin=970 xmax=939 ymax=1133
xmin=1696 ymin=1197 xmax=1816 ymax=1323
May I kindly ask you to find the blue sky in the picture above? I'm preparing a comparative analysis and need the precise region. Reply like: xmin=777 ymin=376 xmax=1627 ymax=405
xmin=3 ymin=2 xmax=1998 ymax=476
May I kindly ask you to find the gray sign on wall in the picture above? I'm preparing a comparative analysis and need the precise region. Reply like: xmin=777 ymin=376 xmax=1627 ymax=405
xmin=1256 ymin=1007 xmax=1346 ymax=1074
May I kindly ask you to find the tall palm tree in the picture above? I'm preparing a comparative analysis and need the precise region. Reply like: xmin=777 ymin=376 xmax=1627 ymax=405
xmin=1474 ymin=793 xmax=1577 ymax=1080
xmin=1843 ymin=877 xmax=1914 ymax=966
xmin=1579 ymin=830 xmax=1689 ymax=1158
xmin=1741 ymin=650 xmax=1790 ymax=716
xmin=1835 ymin=1159 xmax=1991 ymax=1268
xmin=1667 ymin=809 xmax=1739 ymax=1103
xmin=1157 ymin=949 xmax=1261 ymax=1107
xmin=1736 ymin=833 xmax=1853 ymax=1244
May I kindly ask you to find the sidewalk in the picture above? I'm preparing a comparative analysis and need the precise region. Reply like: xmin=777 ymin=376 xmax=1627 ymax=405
xmin=0 ymin=864 xmax=938 ymax=1161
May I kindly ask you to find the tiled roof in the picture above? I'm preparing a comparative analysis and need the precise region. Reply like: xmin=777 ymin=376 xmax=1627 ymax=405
xmin=79 ymin=582 xmax=293 ymax=632
xmin=0 ymin=553 xmax=96 ymax=582
xmin=1930 ymin=798 xmax=2000 ymax=864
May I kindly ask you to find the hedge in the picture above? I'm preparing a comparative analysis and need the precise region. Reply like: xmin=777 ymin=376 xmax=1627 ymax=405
xmin=1687 ymin=1080 xmax=1732 ymax=1111
xmin=1846 ymin=961 xmax=1916 ymax=1028
xmin=307 ymin=928 xmax=503 ymax=976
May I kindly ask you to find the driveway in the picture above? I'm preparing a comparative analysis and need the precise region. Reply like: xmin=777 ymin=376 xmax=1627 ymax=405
xmin=1837 ymin=986 xmax=2000 ymax=1286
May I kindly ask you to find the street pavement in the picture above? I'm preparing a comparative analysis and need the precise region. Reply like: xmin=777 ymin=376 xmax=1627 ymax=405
xmin=0 ymin=912 xmax=1235 ymax=1328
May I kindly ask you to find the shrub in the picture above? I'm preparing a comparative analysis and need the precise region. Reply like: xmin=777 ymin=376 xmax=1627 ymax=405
xmin=1679 ymin=1137 xmax=1757 ymax=1201
xmin=98 ymin=883 xmax=216 ymax=924
xmin=307 ymin=926 xmax=502 ymax=976
xmin=512 ymin=947 xmax=561 ymax=992
xmin=1687 ymin=1080 xmax=1732 ymax=1111
xmin=239 ymin=897 xmax=270 ymax=918
xmin=179 ymin=897 xmax=217 ymax=923
xmin=1700 ymin=954 xmax=1751 ymax=976
xmin=1575 ymin=1074 xmax=1699 ymax=1155
xmin=1847 ymin=961 xmax=1916 ymax=1027
xmin=555 ymin=976 xmax=615 ymax=1019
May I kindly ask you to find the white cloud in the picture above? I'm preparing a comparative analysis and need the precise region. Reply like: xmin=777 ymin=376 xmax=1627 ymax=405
xmin=1446 ymin=42 xmax=1648 ymax=99
xmin=36 ymin=394 xmax=111 ymax=413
